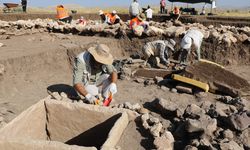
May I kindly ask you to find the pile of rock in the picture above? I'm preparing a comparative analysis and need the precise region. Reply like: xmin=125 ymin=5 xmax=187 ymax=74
xmin=0 ymin=19 xmax=249 ymax=45
xmin=143 ymin=96 xmax=250 ymax=150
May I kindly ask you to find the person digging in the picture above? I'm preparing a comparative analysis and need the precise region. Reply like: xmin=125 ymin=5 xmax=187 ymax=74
xmin=180 ymin=29 xmax=204 ymax=65
xmin=142 ymin=39 xmax=176 ymax=68
xmin=73 ymin=44 xmax=118 ymax=106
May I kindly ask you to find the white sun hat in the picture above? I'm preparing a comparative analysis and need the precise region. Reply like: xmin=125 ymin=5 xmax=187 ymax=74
xmin=181 ymin=36 xmax=192 ymax=50
xmin=88 ymin=44 xmax=114 ymax=65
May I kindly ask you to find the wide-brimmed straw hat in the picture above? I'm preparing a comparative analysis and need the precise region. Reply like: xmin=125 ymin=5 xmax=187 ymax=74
xmin=88 ymin=44 xmax=114 ymax=65
xmin=165 ymin=39 xmax=176 ymax=51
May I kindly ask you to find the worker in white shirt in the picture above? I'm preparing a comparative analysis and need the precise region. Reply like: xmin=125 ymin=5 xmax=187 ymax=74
xmin=145 ymin=5 xmax=153 ymax=21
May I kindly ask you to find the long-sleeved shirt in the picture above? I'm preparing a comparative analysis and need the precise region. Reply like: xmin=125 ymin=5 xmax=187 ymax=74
xmin=143 ymin=40 xmax=174 ymax=64
xmin=73 ymin=51 xmax=116 ymax=86
xmin=181 ymin=29 xmax=204 ymax=50
xmin=129 ymin=2 xmax=140 ymax=17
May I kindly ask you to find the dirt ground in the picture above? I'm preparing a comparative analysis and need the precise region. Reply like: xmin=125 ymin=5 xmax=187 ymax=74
xmin=0 ymin=32 xmax=249 ymax=149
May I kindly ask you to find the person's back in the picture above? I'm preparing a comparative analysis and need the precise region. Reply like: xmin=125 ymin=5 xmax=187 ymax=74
xmin=184 ymin=29 xmax=203 ymax=46
xmin=129 ymin=0 xmax=140 ymax=18
xmin=145 ymin=6 xmax=153 ymax=21
xmin=56 ymin=5 xmax=69 ymax=19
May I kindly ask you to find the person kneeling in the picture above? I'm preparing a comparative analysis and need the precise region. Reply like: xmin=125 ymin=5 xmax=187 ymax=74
xmin=73 ymin=44 xmax=118 ymax=105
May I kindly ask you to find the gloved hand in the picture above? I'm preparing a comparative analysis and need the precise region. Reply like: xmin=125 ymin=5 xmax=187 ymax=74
xmin=109 ymin=83 xmax=117 ymax=94
xmin=85 ymin=93 xmax=97 ymax=104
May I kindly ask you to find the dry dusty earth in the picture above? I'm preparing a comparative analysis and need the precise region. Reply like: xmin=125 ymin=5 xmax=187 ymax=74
xmin=0 ymin=30 xmax=249 ymax=149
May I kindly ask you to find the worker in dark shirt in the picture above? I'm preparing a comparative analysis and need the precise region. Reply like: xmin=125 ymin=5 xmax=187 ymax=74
xmin=21 ymin=0 xmax=27 ymax=13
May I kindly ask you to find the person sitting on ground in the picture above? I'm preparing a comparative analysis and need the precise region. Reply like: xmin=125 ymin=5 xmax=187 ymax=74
xmin=56 ymin=5 xmax=72 ymax=24
xmin=99 ymin=10 xmax=121 ymax=25
xmin=173 ymin=6 xmax=180 ymax=21
xmin=145 ymin=5 xmax=153 ymax=21
xmin=73 ymin=44 xmax=118 ymax=105
xmin=77 ymin=16 xmax=87 ymax=26
xmin=180 ymin=29 xmax=204 ymax=65
xmin=142 ymin=39 xmax=176 ymax=67
xmin=129 ymin=13 xmax=148 ymax=36
xmin=129 ymin=0 xmax=141 ymax=19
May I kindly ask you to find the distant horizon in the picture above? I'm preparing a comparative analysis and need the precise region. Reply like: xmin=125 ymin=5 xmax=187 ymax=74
xmin=2 ymin=0 xmax=250 ymax=9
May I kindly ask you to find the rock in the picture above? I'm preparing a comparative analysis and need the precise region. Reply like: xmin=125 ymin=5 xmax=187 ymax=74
xmin=138 ymin=107 xmax=150 ymax=114
xmin=186 ymin=115 xmax=217 ymax=136
xmin=228 ymin=111 xmax=250 ymax=131
xmin=199 ymin=138 xmax=213 ymax=149
xmin=50 ymin=92 xmax=62 ymax=100
xmin=239 ymin=128 xmax=250 ymax=149
xmin=141 ymin=113 xmax=150 ymax=129
xmin=170 ymin=88 xmax=177 ymax=93
xmin=150 ymin=123 xmax=163 ymax=137
xmin=154 ymin=131 xmax=174 ymax=150
xmin=60 ymin=92 xmax=68 ymax=98
xmin=190 ymin=139 xmax=200 ymax=147
xmin=154 ymin=76 xmax=164 ymax=84
xmin=161 ymin=119 xmax=172 ymax=131
xmin=144 ymin=79 xmax=155 ymax=86
xmin=121 ymin=67 xmax=131 ymax=77
xmin=134 ymin=78 xmax=144 ymax=83
xmin=186 ymin=119 xmax=203 ymax=133
xmin=124 ymin=102 xmax=133 ymax=110
xmin=184 ymin=145 xmax=198 ymax=150
xmin=220 ymin=141 xmax=244 ymax=150
xmin=214 ymin=127 xmax=223 ymax=138
xmin=156 ymin=98 xmax=179 ymax=116
xmin=223 ymin=129 xmax=234 ymax=140
xmin=200 ymin=101 xmax=212 ymax=113
xmin=195 ymin=91 xmax=208 ymax=99
xmin=161 ymin=86 xmax=170 ymax=92
xmin=215 ymin=102 xmax=230 ymax=117
xmin=148 ymin=117 xmax=160 ymax=124
xmin=131 ymin=103 xmax=141 ymax=111
xmin=176 ymin=84 xmax=193 ymax=94
xmin=184 ymin=104 xmax=205 ymax=119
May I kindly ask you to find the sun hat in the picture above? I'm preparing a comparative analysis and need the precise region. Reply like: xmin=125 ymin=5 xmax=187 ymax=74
xmin=88 ymin=44 xmax=114 ymax=65
xmin=137 ymin=13 xmax=146 ymax=21
xmin=165 ymin=39 xmax=176 ymax=51
xmin=99 ymin=10 xmax=104 ymax=15
xmin=181 ymin=36 xmax=192 ymax=50
xmin=112 ymin=10 xmax=117 ymax=14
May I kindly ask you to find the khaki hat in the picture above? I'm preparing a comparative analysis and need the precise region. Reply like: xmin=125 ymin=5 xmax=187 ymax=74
xmin=165 ymin=39 xmax=176 ymax=51
xmin=138 ymin=13 xmax=146 ymax=21
xmin=88 ymin=44 xmax=114 ymax=65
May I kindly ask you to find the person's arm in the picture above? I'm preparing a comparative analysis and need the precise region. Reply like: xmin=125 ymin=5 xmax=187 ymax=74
xmin=110 ymin=71 xmax=118 ymax=83
xmin=73 ymin=57 xmax=88 ymax=97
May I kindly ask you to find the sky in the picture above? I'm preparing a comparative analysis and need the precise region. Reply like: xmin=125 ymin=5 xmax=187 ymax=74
xmin=2 ymin=0 xmax=250 ymax=8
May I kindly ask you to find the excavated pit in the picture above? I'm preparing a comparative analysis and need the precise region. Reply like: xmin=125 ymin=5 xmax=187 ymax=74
xmin=0 ymin=97 xmax=131 ymax=150
xmin=0 ymin=22 xmax=249 ymax=149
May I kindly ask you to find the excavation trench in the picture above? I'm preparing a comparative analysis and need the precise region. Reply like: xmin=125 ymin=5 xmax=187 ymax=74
xmin=0 ymin=34 xmax=249 ymax=113
xmin=0 ymin=33 xmax=249 ymax=149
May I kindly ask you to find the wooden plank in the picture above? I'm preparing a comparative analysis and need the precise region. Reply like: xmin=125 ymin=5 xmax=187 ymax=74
xmin=172 ymin=74 xmax=209 ymax=92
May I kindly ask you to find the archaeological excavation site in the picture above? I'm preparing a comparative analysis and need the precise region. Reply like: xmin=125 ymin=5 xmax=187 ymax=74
xmin=0 ymin=13 xmax=249 ymax=150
